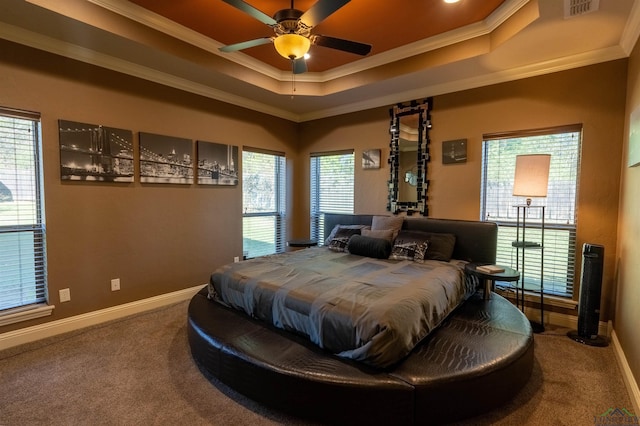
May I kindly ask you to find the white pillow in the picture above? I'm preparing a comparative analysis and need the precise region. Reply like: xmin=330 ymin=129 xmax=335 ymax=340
xmin=371 ymin=215 xmax=404 ymax=239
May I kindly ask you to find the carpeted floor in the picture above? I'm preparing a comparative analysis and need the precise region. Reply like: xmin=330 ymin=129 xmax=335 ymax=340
xmin=0 ymin=300 xmax=634 ymax=425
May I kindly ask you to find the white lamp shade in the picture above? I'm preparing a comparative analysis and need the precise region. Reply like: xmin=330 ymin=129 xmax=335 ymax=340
xmin=513 ymin=154 xmax=551 ymax=198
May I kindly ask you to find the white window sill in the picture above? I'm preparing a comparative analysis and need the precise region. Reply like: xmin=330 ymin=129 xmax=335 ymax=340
xmin=0 ymin=304 xmax=55 ymax=327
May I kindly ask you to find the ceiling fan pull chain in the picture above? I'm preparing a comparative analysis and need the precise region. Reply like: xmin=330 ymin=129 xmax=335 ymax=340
xmin=291 ymin=60 xmax=296 ymax=99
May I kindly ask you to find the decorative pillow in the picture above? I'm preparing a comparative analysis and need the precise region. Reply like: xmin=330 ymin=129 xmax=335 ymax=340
xmin=389 ymin=241 xmax=419 ymax=261
xmin=347 ymin=235 xmax=392 ymax=259
xmin=423 ymin=232 xmax=456 ymax=262
xmin=395 ymin=230 xmax=457 ymax=262
xmin=371 ymin=215 xmax=404 ymax=239
xmin=392 ymin=230 xmax=430 ymax=262
xmin=324 ymin=224 xmax=370 ymax=246
xmin=362 ymin=228 xmax=395 ymax=243
xmin=327 ymin=227 xmax=363 ymax=252
xmin=414 ymin=241 xmax=430 ymax=263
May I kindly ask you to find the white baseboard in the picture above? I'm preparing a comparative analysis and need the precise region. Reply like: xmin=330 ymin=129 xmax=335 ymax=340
xmin=0 ymin=284 xmax=205 ymax=351
xmin=611 ymin=330 xmax=640 ymax=416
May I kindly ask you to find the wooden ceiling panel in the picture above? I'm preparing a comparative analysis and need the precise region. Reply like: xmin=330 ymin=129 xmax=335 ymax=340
xmin=127 ymin=0 xmax=506 ymax=71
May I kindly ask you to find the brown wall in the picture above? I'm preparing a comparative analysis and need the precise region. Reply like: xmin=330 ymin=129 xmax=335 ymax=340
xmin=296 ymin=60 xmax=627 ymax=321
xmin=294 ymin=109 xmax=391 ymax=239
xmin=617 ymin=39 xmax=640 ymax=390
xmin=0 ymin=40 xmax=298 ymax=332
xmin=0 ymin=38 xmax=629 ymax=343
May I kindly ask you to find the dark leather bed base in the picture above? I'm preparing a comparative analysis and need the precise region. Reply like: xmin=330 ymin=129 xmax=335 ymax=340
xmin=187 ymin=287 xmax=534 ymax=425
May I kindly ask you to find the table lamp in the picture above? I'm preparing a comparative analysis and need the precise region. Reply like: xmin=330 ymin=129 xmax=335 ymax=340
xmin=513 ymin=154 xmax=551 ymax=206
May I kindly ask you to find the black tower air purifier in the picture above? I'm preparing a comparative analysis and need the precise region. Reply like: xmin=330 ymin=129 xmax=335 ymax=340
xmin=568 ymin=243 xmax=608 ymax=346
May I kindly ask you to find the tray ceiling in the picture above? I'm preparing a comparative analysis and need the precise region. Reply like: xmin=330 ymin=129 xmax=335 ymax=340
xmin=1 ymin=0 xmax=639 ymax=121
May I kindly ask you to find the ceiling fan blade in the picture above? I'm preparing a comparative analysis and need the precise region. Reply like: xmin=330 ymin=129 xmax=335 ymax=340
xmin=219 ymin=37 xmax=273 ymax=52
xmin=221 ymin=0 xmax=277 ymax=26
xmin=312 ymin=35 xmax=372 ymax=56
xmin=300 ymin=0 xmax=350 ymax=28
xmin=292 ymin=58 xmax=308 ymax=74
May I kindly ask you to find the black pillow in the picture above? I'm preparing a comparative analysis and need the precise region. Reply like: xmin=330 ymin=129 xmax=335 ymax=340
xmin=347 ymin=234 xmax=392 ymax=259
xmin=424 ymin=232 xmax=456 ymax=261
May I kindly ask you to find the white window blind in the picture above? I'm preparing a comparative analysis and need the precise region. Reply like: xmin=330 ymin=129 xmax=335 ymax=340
xmin=310 ymin=150 xmax=354 ymax=243
xmin=242 ymin=148 xmax=286 ymax=258
xmin=0 ymin=107 xmax=47 ymax=311
xmin=481 ymin=125 xmax=581 ymax=297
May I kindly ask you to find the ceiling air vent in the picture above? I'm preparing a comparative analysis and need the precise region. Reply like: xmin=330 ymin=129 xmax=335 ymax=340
xmin=564 ymin=0 xmax=600 ymax=18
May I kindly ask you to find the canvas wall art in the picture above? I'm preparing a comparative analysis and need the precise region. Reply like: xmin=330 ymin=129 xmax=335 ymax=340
xmin=59 ymin=119 xmax=134 ymax=182
xmin=362 ymin=149 xmax=381 ymax=169
xmin=442 ymin=139 xmax=467 ymax=164
xmin=139 ymin=132 xmax=193 ymax=184
xmin=196 ymin=140 xmax=238 ymax=185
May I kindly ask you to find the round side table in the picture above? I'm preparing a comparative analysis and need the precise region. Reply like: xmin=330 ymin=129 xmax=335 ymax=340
xmin=465 ymin=263 xmax=520 ymax=300
xmin=286 ymin=239 xmax=318 ymax=251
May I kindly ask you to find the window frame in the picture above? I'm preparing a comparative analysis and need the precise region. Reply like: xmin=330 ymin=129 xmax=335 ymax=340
xmin=0 ymin=106 xmax=51 ymax=324
xmin=480 ymin=124 xmax=582 ymax=298
xmin=241 ymin=147 xmax=286 ymax=259
xmin=310 ymin=150 xmax=355 ymax=244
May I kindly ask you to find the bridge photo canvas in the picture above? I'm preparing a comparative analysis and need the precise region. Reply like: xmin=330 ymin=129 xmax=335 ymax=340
xmin=59 ymin=120 xmax=134 ymax=182
xmin=139 ymin=132 xmax=193 ymax=184
xmin=196 ymin=140 xmax=238 ymax=186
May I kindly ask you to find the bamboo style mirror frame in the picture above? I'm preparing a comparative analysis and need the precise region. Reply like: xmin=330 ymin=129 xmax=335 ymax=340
xmin=387 ymin=98 xmax=432 ymax=215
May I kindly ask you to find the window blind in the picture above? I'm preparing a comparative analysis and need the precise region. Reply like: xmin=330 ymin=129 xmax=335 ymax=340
xmin=242 ymin=148 xmax=286 ymax=258
xmin=481 ymin=125 xmax=581 ymax=297
xmin=0 ymin=108 xmax=47 ymax=311
xmin=310 ymin=150 xmax=354 ymax=243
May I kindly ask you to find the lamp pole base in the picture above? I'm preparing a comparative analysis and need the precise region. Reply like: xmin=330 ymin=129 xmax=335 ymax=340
xmin=567 ymin=330 xmax=609 ymax=347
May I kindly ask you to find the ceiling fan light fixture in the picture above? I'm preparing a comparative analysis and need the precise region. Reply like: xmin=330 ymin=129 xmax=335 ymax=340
xmin=273 ymin=34 xmax=311 ymax=60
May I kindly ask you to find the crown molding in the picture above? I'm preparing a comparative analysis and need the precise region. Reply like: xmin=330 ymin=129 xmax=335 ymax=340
xmin=0 ymin=22 xmax=299 ymax=122
xmin=318 ymin=0 xmax=532 ymax=82
xmin=86 ymin=0 xmax=531 ymax=85
xmin=297 ymin=45 xmax=628 ymax=122
xmin=84 ymin=0 xmax=288 ymax=80
xmin=621 ymin=0 xmax=640 ymax=55
xmin=2 ymin=17 xmax=627 ymax=124
xmin=4 ymin=0 xmax=635 ymax=123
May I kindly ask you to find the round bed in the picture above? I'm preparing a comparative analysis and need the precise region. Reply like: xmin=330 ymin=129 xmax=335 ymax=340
xmin=188 ymin=287 xmax=533 ymax=425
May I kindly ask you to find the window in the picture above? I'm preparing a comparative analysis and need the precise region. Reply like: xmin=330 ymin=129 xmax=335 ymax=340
xmin=242 ymin=148 xmax=286 ymax=258
xmin=481 ymin=125 xmax=581 ymax=297
xmin=0 ymin=107 xmax=48 ymax=313
xmin=310 ymin=150 xmax=354 ymax=243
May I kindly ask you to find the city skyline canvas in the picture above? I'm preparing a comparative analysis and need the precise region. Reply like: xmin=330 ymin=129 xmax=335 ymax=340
xmin=59 ymin=119 xmax=134 ymax=182
xmin=139 ymin=132 xmax=193 ymax=184
xmin=196 ymin=140 xmax=238 ymax=186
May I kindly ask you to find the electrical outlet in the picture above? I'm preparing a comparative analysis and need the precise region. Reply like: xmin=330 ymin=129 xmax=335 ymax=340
xmin=234 ymin=256 xmax=240 ymax=263
xmin=111 ymin=278 xmax=121 ymax=291
xmin=59 ymin=288 xmax=71 ymax=303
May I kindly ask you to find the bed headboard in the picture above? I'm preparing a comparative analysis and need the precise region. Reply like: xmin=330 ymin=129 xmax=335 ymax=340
xmin=323 ymin=214 xmax=497 ymax=264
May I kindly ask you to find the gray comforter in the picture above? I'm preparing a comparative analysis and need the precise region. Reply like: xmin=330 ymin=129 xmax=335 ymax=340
xmin=208 ymin=247 xmax=473 ymax=368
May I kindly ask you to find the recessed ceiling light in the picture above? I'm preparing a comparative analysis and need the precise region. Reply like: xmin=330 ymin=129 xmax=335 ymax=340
xmin=444 ymin=0 xmax=460 ymax=3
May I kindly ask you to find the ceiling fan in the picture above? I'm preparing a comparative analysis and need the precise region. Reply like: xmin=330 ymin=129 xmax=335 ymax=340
xmin=219 ymin=0 xmax=372 ymax=74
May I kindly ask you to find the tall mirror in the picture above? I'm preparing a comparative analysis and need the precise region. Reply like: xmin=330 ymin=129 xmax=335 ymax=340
xmin=388 ymin=98 xmax=432 ymax=215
